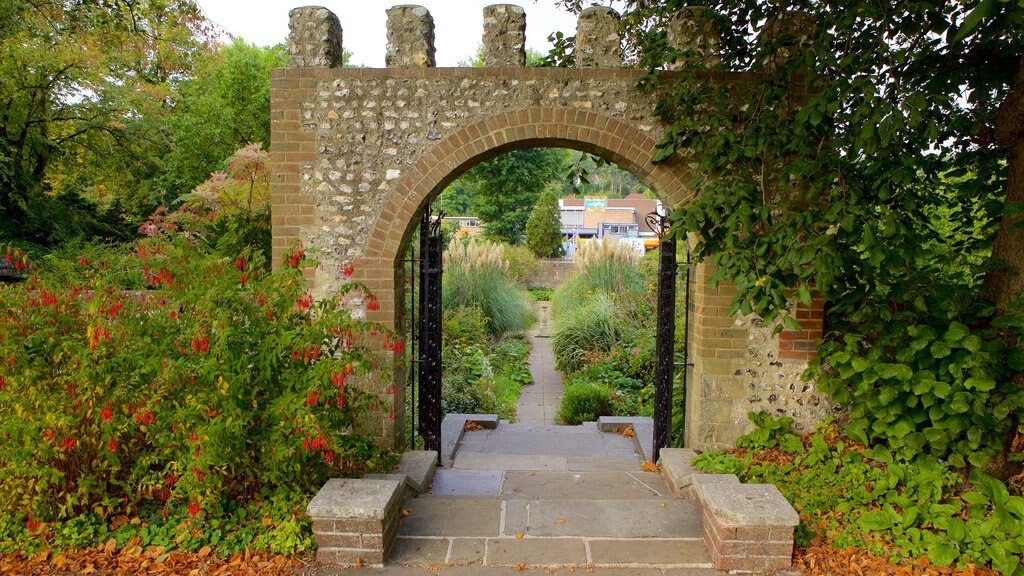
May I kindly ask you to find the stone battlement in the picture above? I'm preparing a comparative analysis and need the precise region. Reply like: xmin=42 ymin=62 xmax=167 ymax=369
xmin=287 ymin=3 xmax=767 ymax=70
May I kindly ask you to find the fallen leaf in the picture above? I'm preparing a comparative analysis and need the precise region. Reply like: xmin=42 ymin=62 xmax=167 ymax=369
xmin=516 ymin=533 xmax=524 ymax=539
xmin=198 ymin=546 xmax=212 ymax=558
xmin=554 ymin=518 xmax=566 ymax=525
xmin=401 ymin=508 xmax=411 ymax=517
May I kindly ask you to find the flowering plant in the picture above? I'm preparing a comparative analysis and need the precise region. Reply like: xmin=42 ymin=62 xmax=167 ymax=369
xmin=0 ymin=237 xmax=400 ymax=548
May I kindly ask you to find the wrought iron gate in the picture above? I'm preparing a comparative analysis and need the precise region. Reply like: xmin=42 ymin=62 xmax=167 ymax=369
xmin=648 ymin=211 xmax=679 ymax=462
xmin=406 ymin=207 xmax=444 ymax=456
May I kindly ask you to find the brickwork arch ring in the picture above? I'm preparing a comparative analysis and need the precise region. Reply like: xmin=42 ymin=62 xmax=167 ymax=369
xmin=364 ymin=107 xmax=694 ymax=266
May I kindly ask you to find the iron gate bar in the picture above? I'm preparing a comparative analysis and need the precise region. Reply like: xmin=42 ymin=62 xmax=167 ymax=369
xmin=404 ymin=245 xmax=418 ymax=450
xmin=417 ymin=207 xmax=444 ymax=457
xmin=647 ymin=211 xmax=676 ymax=463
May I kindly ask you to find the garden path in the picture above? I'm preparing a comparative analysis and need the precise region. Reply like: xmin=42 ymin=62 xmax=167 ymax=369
xmin=517 ymin=302 xmax=563 ymax=425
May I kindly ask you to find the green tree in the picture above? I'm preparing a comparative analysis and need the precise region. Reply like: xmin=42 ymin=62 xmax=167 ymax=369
xmin=552 ymin=1 xmax=1024 ymax=468
xmin=0 ymin=0 xmax=209 ymax=246
xmin=456 ymin=148 xmax=569 ymax=245
xmin=526 ymin=190 xmax=564 ymax=258
xmin=160 ymin=40 xmax=287 ymax=202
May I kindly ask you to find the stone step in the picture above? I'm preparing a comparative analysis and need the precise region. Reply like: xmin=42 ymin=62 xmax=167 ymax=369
xmin=388 ymin=535 xmax=714 ymax=569
xmin=398 ymin=497 xmax=702 ymax=539
xmin=424 ymin=469 xmax=674 ymax=499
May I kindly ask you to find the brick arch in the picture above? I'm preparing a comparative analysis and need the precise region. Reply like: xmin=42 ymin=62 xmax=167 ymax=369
xmin=364 ymin=107 xmax=694 ymax=269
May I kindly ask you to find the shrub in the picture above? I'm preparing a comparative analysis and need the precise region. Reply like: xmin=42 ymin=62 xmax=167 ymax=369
xmin=0 ymin=238 xmax=398 ymax=551
xmin=551 ymin=255 xmax=643 ymax=315
xmin=503 ymin=244 xmax=540 ymax=285
xmin=552 ymin=292 xmax=618 ymax=373
xmin=442 ymin=239 xmax=534 ymax=336
xmin=558 ymin=380 xmax=613 ymax=424
xmin=443 ymin=305 xmax=489 ymax=347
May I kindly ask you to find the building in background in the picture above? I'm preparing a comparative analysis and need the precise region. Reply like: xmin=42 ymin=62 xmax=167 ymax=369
xmin=559 ymin=193 xmax=662 ymax=258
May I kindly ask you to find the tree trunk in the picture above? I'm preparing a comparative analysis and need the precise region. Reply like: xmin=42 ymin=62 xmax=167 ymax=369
xmin=985 ymin=58 xmax=1024 ymax=481
xmin=988 ymin=57 xmax=1024 ymax=310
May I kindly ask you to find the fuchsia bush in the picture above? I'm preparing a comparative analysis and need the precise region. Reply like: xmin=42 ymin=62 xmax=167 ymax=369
xmin=0 ymin=238 xmax=400 ymax=534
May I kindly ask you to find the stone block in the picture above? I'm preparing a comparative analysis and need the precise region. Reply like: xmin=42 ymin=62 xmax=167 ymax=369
xmin=482 ymin=4 xmax=526 ymax=67
xmin=397 ymin=450 xmax=438 ymax=493
xmin=575 ymin=6 xmax=622 ymax=68
xmin=658 ymin=448 xmax=698 ymax=496
xmin=667 ymin=6 xmax=721 ymax=70
xmin=386 ymin=5 xmax=436 ymax=68
xmin=287 ymin=6 xmax=344 ymax=68
xmin=307 ymin=478 xmax=404 ymax=567
xmin=699 ymin=482 xmax=798 ymax=527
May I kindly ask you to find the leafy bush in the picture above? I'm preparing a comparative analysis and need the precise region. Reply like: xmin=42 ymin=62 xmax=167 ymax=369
xmin=0 ymin=238 xmax=399 ymax=553
xmin=693 ymin=430 xmax=1024 ymax=575
xmin=527 ymin=287 xmax=554 ymax=301
xmin=808 ymin=288 xmax=1024 ymax=468
xmin=441 ymin=306 xmax=531 ymax=420
xmin=552 ymin=292 xmax=618 ymax=373
xmin=735 ymin=411 xmax=805 ymax=454
xmin=558 ymin=379 xmax=614 ymax=425
xmin=442 ymin=239 xmax=534 ymax=336
xmin=552 ymin=256 xmax=643 ymax=315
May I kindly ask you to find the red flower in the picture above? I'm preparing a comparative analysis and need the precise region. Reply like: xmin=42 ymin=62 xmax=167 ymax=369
xmin=341 ymin=263 xmax=355 ymax=278
xmin=187 ymin=500 xmax=200 ymax=517
xmin=306 ymin=391 xmax=320 ymax=407
xmin=107 ymin=438 xmax=117 ymax=452
xmin=26 ymin=518 xmax=41 ymax=532
xmin=0 ymin=375 xmax=5 ymax=391
xmin=235 ymin=256 xmax=247 ymax=271
xmin=367 ymin=295 xmax=380 ymax=311
xmin=100 ymin=404 xmax=114 ymax=422
xmin=297 ymin=293 xmax=313 ymax=311
xmin=60 ymin=437 xmax=77 ymax=451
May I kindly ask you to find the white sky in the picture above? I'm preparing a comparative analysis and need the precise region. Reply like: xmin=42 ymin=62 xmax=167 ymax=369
xmin=193 ymin=1 xmax=581 ymax=67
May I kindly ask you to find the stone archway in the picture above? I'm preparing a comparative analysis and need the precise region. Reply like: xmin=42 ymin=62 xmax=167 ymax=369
xmin=270 ymin=3 xmax=833 ymax=452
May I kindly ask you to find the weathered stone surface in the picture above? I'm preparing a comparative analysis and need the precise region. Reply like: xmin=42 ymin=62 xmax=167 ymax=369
xmin=699 ymin=482 xmax=799 ymax=527
xmin=386 ymin=5 xmax=436 ymax=68
xmin=485 ymin=537 xmax=587 ymax=566
xmin=526 ymin=499 xmax=701 ymax=538
xmin=575 ymin=6 xmax=622 ymax=68
xmin=388 ymin=536 xmax=450 ymax=565
xmin=430 ymin=469 xmax=504 ymax=496
xmin=288 ymin=6 xmax=344 ymax=68
xmin=398 ymin=450 xmax=438 ymax=493
xmin=482 ymin=4 xmax=526 ymax=67
xmin=501 ymin=470 xmax=667 ymax=499
xmin=308 ymin=478 xmax=404 ymax=519
xmin=666 ymin=6 xmax=720 ymax=70
xmin=658 ymin=447 xmax=698 ymax=496
xmin=400 ymin=497 xmax=502 ymax=537
xmin=589 ymin=538 xmax=710 ymax=566
xmin=759 ymin=10 xmax=817 ymax=71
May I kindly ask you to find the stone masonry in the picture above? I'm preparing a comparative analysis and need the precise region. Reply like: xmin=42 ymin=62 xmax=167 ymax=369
xmin=271 ymin=4 xmax=830 ymax=452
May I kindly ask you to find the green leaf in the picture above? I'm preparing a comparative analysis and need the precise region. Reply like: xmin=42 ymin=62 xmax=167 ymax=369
xmin=927 ymin=541 xmax=957 ymax=566
xmin=952 ymin=0 xmax=995 ymax=43
xmin=930 ymin=340 xmax=952 ymax=359
xmin=943 ymin=322 xmax=969 ymax=344
xmin=797 ymin=283 xmax=812 ymax=307
xmin=964 ymin=375 xmax=997 ymax=392
xmin=859 ymin=508 xmax=900 ymax=531
xmin=783 ymin=315 xmax=802 ymax=331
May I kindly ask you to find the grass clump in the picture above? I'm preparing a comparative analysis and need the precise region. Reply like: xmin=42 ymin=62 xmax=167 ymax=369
xmin=443 ymin=239 xmax=534 ymax=336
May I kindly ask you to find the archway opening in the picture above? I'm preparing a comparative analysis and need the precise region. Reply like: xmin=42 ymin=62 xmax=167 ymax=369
xmin=397 ymin=143 xmax=690 ymax=462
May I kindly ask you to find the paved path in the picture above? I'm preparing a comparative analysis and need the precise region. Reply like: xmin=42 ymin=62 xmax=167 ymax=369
xmin=517 ymin=301 xmax=562 ymax=425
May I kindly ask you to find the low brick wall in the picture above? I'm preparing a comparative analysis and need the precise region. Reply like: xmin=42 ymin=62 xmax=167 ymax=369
xmin=526 ymin=259 xmax=576 ymax=289
xmin=659 ymin=448 xmax=799 ymax=574
xmin=307 ymin=478 xmax=404 ymax=566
